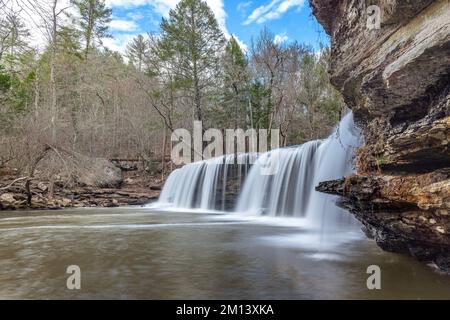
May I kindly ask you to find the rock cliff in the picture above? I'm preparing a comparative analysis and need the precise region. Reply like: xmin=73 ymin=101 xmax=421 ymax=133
xmin=311 ymin=0 xmax=450 ymax=271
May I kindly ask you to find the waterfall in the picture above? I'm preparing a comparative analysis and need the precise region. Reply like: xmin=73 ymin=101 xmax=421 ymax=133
xmin=156 ymin=113 xmax=361 ymax=221
xmin=235 ymin=141 xmax=322 ymax=217
xmin=236 ymin=113 xmax=361 ymax=224
xmin=157 ymin=154 xmax=254 ymax=211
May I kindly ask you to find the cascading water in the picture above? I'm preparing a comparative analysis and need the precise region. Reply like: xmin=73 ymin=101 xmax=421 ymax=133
xmin=156 ymin=113 xmax=362 ymax=223
xmin=236 ymin=113 xmax=361 ymax=225
xmin=157 ymin=154 xmax=254 ymax=211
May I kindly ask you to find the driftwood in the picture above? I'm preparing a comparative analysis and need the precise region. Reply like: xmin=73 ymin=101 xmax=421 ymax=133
xmin=0 ymin=176 xmax=29 ymax=191
xmin=25 ymin=146 xmax=51 ymax=206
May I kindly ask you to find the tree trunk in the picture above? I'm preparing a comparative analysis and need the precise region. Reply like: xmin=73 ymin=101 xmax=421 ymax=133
xmin=161 ymin=122 xmax=167 ymax=180
xmin=193 ymin=66 xmax=202 ymax=121
xmin=34 ymin=60 xmax=40 ymax=119
xmin=50 ymin=0 xmax=58 ymax=145
xmin=25 ymin=146 xmax=50 ymax=207
xmin=84 ymin=0 xmax=94 ymax=59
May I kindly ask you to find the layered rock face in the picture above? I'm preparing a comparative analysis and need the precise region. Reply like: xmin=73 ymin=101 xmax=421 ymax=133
xmin=311 ymin=0 xmax=450 ymax=271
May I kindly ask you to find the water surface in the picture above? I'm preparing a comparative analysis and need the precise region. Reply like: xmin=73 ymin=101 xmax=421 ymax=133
xmin=0 ymin=208 xmax=449 ymax=299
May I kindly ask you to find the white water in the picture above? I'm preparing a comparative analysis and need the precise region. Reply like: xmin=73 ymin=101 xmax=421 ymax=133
xmin=155 ymin=113 xmax=362 ymax=225
xmin=158 ymin=153 xmax=254 ymax=210
xmin=237 ymin=113 xmax=361 ymax=226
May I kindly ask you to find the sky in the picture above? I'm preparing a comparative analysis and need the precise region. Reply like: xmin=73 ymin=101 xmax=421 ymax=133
xmin=103 ymin=0 xmax=328 ymax=53
xmin=7 ymin=0 xmax=327 ymax=54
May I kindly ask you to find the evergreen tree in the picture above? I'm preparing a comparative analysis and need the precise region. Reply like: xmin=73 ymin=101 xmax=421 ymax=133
xmin=220 ymin=36 xmax=249 ymax=128
xmin=126 ymin=34 xmax=149 ymax=72
xmin=73 ymin=0 xmax=112 ymax=58
xmin=249 ymin=80 xmax=272 ymax=130
xmin=0 ymin=13 xmax=31 ymax=127
xmin=57 ymin=26 xmax=83 ymax=58
xmin=158 ymin=0 xmax=226 ymax=121
xmin=0 ymin=13 xmax=30 ymax=72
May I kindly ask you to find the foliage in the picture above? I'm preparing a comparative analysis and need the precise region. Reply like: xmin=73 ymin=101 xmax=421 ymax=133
xmin=73 ymin=0 xmax=112 ymax=58
xmin=126 ymin=34 xmax=149 ymax=72
xmin=158 ymin=0 xmax=226 ymax=121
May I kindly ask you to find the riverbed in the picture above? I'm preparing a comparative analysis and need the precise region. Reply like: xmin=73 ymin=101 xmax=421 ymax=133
xmin=0 ymin=207 xmax=449 ymax=299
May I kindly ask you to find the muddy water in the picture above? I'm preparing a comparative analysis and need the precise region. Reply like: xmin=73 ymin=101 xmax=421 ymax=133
xmin=0 ymin=208 xmax=449 ymax=299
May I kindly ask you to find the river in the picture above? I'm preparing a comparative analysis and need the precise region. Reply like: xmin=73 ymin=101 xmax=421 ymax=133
xmin=0 ymin=207 xmax=449 ymax=299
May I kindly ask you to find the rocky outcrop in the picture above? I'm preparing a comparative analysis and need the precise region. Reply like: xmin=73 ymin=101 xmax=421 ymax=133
xmin=311 ymin=0 xmax=450 ymax=271
xmin=0 ymin=166 xmax=161 ymax=211
xmin=317 ymin=171 xmax=450 ymax=268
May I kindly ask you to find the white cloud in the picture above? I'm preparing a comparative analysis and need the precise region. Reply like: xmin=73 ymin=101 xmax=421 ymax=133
xmin=237 ymin=1 xmax=252 ymax=13
xmin=232 ymin=34 xmax=248 ymax=53
xmin=102 ymin=33 xmax=140 ymax=54
xmin=126 ymin=12 xmax=145 ymax=21
xmin=244 ymin=0 xmax=279 ymax=25
xmin=104 ymin=0 xmax=237 ymax=52
xmin=106 ymin=0 xmax=230 ymax=37
xmin=274 ymin=33 xmax=289 ymax=44
xmin=11 ymin=0 xmax=240 ymax=54
xmin=244 ymin=0 xmax=305 ymax=25
xmin=109 ymin=19 xmax=138 ymax=32
xmin=105 ymin=0 xmax=159 ymax=9
xmin=6 ymin=0 xmax=75 ymax=51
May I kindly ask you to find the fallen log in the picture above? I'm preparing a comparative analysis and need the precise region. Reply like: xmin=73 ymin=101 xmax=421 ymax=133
xmin=0 ymin=177 xmax=29 ymax=191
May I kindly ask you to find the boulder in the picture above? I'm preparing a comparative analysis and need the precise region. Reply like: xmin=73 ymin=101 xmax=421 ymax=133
xmin=0 ymin=193 xmax=16 ymax=204
xmin=37 ymin=182 xmax=48 ymax=192
xmin=76 ymin=157 xmax=123 ymax=188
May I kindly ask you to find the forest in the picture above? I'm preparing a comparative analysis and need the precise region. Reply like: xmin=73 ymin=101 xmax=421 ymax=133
xmin=0 ymin=0 xmax=344 ymax=191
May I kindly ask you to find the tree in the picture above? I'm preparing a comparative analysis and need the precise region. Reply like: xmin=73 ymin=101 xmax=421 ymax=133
xmin=0 ymin=12 xmax=31 ymax=123
xmin=158 ymin=0 xmax=226 ymax=122
xmin=250 ymin=27 xmax=287 ymax=134
xmin=57 ymin=26 xmax=83 ymax=58
xmin=73 ymin=0 xmax=112 ymax=59
xmin=126 ymin=34 xmax=149 ymax=72
xmin=49 ymin=0 xmax=65 ymax=144
xmin=0 ymin=12 xmax=30 ymax=72
xmin=249 ymin=80 xmax=271 ymax=131
xmin=295 ymin=48 xmax=343 ymax=140
xmin=220 ymin=36 xmax=249 ymax=129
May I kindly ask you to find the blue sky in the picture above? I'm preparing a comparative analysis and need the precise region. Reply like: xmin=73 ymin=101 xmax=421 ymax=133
xmin=103 ymin=0 xmax=328 ymax=53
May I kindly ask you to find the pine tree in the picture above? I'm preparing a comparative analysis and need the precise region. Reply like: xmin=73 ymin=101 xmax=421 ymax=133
xmin=0 ymin=13 xmax=31 ymax=125
xmin=158 ymin=0 xmax=226 ymax=121
xmin=126 ymin=34 xmax=149 ymax=72
xmin=249 ymin=80 xmax=271 ymax=130
xmin=215 ymin=37 xmax=251 ymax=128
xmin=57 ymin=26 xmax=83 ymax=58
xmin=73 ymin=0 xmax=112 ymax=59
xmin=0 ymin=13 xmax=30 ymax=72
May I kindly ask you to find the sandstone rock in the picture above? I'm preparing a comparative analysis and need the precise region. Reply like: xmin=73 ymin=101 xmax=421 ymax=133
xmin=312 ymin=0 xmax=450 ymax=272
xmin=37 ymin=182 xmax=48 ymax=192
xmin=76 ymin=157 xmax=123 ymax=188
xmin=59 ymin=198 xmax=72 ymax=207
xmin=311 ymin=0 xmax=449 ymax=116
xmin=0 ymin=193 xmax=16 ymax=203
